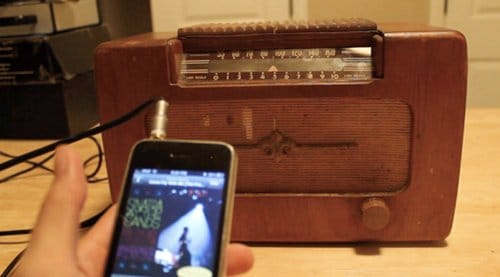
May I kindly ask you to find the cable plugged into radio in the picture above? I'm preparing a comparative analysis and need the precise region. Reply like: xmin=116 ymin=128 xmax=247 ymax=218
xmin=147 ymin=99 xmax=169 ymax=140
xmin=0 ymin=97 xmax=166 ymax=172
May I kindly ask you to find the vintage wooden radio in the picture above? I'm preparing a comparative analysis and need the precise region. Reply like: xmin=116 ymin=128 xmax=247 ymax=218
xmin=94 ymin=19 xmax=467 ymax=242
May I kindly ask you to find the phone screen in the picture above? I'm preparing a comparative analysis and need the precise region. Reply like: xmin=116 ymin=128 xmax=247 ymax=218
xmin=106 ymin=140 xmax=235 ymax=277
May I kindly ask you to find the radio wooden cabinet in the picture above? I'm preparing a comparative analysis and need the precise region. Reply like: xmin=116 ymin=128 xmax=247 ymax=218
xmin=94 ymin=19 xmax=467 ymax=242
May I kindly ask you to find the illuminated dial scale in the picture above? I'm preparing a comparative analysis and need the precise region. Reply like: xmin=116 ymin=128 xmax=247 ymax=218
xmin=179 ymin=47 xmax=373 ymax=85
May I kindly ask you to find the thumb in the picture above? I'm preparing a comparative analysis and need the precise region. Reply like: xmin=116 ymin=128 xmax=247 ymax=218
xmin=17 ymin=145 xmax=88 ymax=274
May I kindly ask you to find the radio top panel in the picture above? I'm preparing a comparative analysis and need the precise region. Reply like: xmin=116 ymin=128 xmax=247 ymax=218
xmin=177 ymin=18 xmax=379 ymax=51
xmin=172 ymin=19 xmax=382 ymax=86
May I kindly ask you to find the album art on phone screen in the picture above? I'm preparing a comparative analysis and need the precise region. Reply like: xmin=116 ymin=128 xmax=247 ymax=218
xmin=112 ymin=168 xmax=227 ymax=276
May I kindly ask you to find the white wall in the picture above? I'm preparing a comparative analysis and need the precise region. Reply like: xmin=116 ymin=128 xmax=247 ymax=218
xmin=307 ymin=0 xmax=430 ymax=23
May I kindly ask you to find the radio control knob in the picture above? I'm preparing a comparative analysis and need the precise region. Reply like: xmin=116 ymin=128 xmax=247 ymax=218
xmin=361 ymin=198 xmax=390 ymax=231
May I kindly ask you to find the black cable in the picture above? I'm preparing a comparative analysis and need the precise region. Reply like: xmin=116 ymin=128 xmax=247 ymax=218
xmin=82 ymin=136 xmax=106 ymax=183
xmin=0 ymin=151 xmax=53 ymax=173
xmin=0 ymin=153 xmax=54 ymax=183
xmin=0 ymin=95 xmax=155 ymax=233
xmin=0 ymin=97 xmax=162 ymax=172
xmin=80 ymin=204 xmax=112 ymax=229
xmin=0 ymin=227 xmax=30 ymax=236
xmin=0 ymin=97 xmax=161 ymax=233
xmin=0 ymin=97 xmax=163 ymax=276
xmin=1 ymin=248 xmax=24 ymax=277
xmin=0 ymin=136 xmax=106 ymax=184
xmin=87 ymin=176 xmax=108 ymax=184
xmin=85 ymin=151 xmax=108 ymax=183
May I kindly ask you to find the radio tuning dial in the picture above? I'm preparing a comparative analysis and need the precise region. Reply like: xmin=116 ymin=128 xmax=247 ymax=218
xmin=178 ymin=47 xmax=373 ymax=85
xmin=361 ymin=198 xmax=390 ymax=231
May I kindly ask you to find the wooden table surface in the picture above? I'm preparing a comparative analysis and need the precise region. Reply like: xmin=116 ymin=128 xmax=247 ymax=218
xmin=1 ymin=108 xmax=499 ymax=276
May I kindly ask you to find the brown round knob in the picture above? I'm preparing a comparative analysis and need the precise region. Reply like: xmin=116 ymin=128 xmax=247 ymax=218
xmin=361 ymin=198 xmax=390 ymax=231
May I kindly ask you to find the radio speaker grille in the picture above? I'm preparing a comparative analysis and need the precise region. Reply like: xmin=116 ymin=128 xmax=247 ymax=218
xmin=167 ymin=98 xmax=411 ymax=195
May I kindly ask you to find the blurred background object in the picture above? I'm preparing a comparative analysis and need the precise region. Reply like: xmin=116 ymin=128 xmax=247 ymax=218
xmin=0 ymin=0 xmax=152 ymax=139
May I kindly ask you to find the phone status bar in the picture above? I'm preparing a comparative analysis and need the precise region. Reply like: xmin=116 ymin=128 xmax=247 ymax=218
xmin=132 ymin=168 xmax=225 ymax=189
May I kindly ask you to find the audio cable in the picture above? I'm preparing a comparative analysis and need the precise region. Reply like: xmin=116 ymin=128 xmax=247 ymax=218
xmin=0 ymin=97 xmax=163 ymax=172
xmin=0 ymin=97 xmax=167 ymax=277
xmin=0 ymin=136 xmax=105 ymax=184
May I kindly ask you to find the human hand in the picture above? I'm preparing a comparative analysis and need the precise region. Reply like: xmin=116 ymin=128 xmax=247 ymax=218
xmin=11 ymin=145 xmax=253 ymax=276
